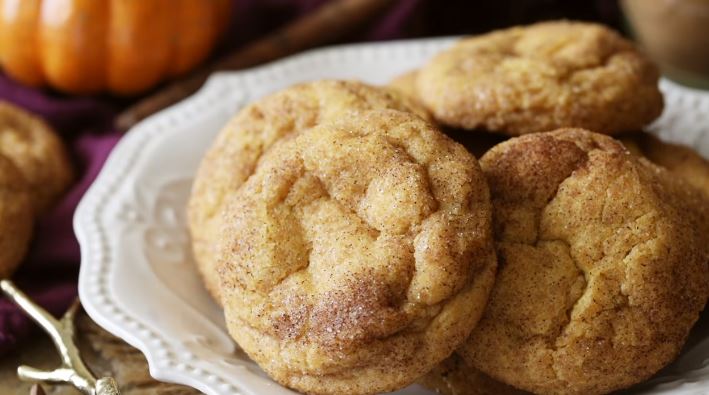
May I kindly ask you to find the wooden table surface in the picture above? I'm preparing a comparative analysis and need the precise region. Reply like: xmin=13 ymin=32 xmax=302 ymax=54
xmin=0 ymin=312 xmax=200 ymax=394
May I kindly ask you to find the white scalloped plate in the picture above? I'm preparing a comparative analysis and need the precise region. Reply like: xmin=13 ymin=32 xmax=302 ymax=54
xmin=75 ymin=38 xmax=709 ymax=395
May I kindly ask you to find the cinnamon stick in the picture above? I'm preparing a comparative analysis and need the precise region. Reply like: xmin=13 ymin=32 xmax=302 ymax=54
xmin=116 ymin=0 xmax=395 ymax=131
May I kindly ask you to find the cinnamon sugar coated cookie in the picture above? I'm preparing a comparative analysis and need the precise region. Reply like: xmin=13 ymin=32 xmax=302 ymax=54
xmin=417 ymin=21 xmax=663 ymax=135
xmin=388 ymin=69 xmax=420 ymax=101
xmin=419 ymin=353 xmax=526 ymax=395
xmin=621 ymin=132 xmax=709 ymax=197
xmin=0 ymin=155 xmax=33 ymax=277
xmin=188 ymin=80 xmax=433 ymax=301
xmin=621 ymin=133 xmax=709 ymax=245
xmin=461 ymin=129 xmax=708 ymax=395
xmin=0 ymin=101 xmax=73 ymax=214
xmin=216 ymin=109 xmax=496 ymax=395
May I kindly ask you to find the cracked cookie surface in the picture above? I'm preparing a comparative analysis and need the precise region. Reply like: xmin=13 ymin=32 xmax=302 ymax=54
xmin=216 ymin=109 xmax=496 ymax=395
xmin=0 ymin=101 xmax=72 ymax=214
xmin=0 ymin=154 xmax=33 ymax=277
xmin=417 ymin=21 xmax=663 ymax=135
xmin=188 ymin=80 xmax=432 ymax=301
xmin=461 ymin=129 xmax=708 ymax=395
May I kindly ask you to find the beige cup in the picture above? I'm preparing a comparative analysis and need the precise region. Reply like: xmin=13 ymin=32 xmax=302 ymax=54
xmin=622 ymin=0 xmax=709 ymax=89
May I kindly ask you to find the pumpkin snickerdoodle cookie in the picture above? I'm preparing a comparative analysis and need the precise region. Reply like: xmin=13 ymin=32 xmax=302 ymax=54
xmin=621 ymin=132 xmax=709 ymax=197
xmin=388 ymin=69 xmax=420 ymax=102
xmin=0 ymin=154 xmax=33 ymax=278
xmin=188 ymin=80 xmax=433 ymax=302
xmin=460 ymin=129 xmax=707 ymax=395
xmin=215 ymin=109 xmax=496 ymax=395
xmin=417 ymin=21 xmax=664 ymax=135
xmin=0 ymin=101 xmax=73 ymax=214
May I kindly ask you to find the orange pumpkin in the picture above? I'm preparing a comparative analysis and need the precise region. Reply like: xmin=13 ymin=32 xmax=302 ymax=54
xmin=0 ymin=0 xmax=231 ymax=95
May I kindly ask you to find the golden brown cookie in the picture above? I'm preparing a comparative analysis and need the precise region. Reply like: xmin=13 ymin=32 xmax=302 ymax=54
xmin=388 ymin=69 xmax=419 ymax=100
xmin=621 ymin=132 xmax=709 ymax=197
xmin=417 ymin=21 xmax=663 ymax=135
xmin=0 ymin=154 xmax=33 ymax=278
xmin=217 ymin=109 xmax=497 ymax=395
xmin=389 ymin=69 xmax=507 ymax=159
xmin=620 ymin=133 xmax=709 ymax=247
xmin=419 ymin=353 xmax=527 ymax=395
xmin=0 ymin=101 xmax=73 ymax=214
xmin=188 ymin=80 xmax=433 ymax=302
xmin=461 ymin=129 xmax=708 ymax=395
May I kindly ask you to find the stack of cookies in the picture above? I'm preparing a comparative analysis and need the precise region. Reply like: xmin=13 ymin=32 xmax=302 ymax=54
xmin=0 ymin=102 xmax=72 ymax=278
xmin=188 ymin=21 xmax=709 ymax=395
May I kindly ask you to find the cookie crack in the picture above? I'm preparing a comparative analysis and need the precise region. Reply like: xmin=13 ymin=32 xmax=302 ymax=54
xmin=542 ymin=238 xmax=588 ymax=349
xmin=381 ymin=133 xmax=442 ymax=231
xmin=555 ymin=47 xmax=621 ymax=83
xmin=544 ymin=214 xmax=653 ymax=353
xmin=545 ymin=214 xmax=657 ymax=383
xmin=532 ymin=153 xmax=591 ymax=245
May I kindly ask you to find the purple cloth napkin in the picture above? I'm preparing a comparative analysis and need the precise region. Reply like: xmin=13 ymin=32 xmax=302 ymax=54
xmin=0 ymin=0 xmax=422 ymax=354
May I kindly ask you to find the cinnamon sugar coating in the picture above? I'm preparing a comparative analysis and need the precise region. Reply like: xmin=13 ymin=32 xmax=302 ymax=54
xmin=188 ymin=80 xmax=432 ymax=301
xmin=216 ymin=109 xmax=496 ymax=395
xmin=0 ymin=101 xmax=72 ymax=214
xmin=388 ymin=69 xmax=420 ymax=102
xmin=417 ymin=21 xmax=663 ymax=135
xmin=0 ymin=154 xmax=33 ymax=277
xmin=461 ymin=129 xmax=708 ymax=395
xmin=621 ymin=132 xmax=709 ymax=198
